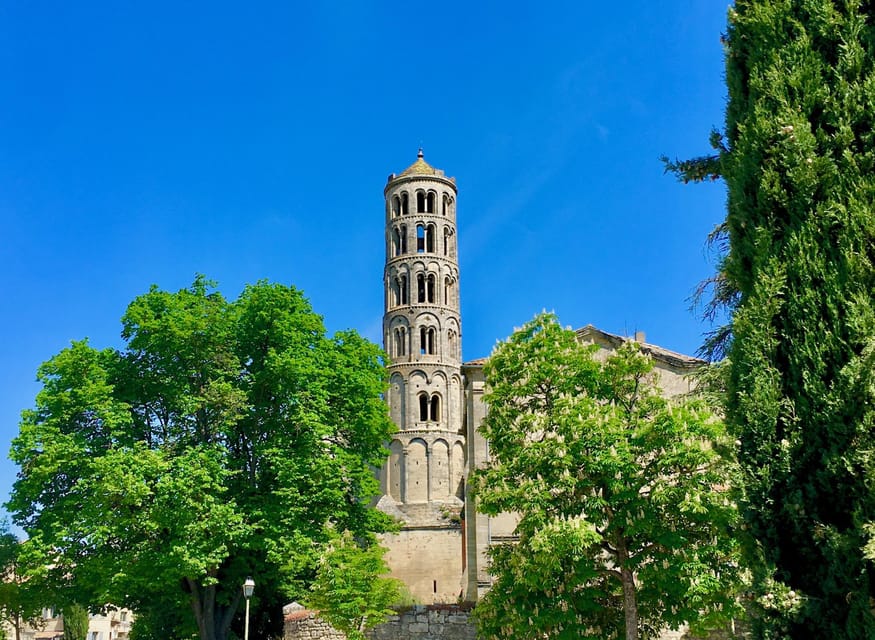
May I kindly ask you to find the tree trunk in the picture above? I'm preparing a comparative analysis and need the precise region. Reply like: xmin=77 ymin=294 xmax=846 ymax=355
xmin=621 ymin=566 xmax=639 ymax=640
xmin=188 ymin=577 xmax=241 ymax=640
xmin=616 ymin=535 xmax=638 ymax=640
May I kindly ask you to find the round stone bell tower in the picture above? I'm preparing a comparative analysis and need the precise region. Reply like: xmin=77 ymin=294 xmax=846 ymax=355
xmin=381 ymin=149 xmax=465 ymax=506
xmin=378 ymin=151 xmax=467 ymax=603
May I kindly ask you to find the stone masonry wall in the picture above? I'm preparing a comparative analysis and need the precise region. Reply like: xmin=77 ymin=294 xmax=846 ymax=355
xmin=284 ymin=605 xmax=476 ymax=640
xmin=283 ymin=610 xmax=345 ymax=640
xmin=284 ymin=604 xmax=744 ymax=640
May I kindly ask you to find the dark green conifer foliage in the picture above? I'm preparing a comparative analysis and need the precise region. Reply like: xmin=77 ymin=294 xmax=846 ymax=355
xmin=719 ymin=2 xmax=875 ymax=637
xmin=62 ymin=605 xmax=89 ymax=640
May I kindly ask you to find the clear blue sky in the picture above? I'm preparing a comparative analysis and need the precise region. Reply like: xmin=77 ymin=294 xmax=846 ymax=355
xmin=0 ymin=2 xmax=730 ymax=514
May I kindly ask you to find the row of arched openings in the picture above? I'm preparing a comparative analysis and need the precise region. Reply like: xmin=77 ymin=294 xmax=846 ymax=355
xmin=391 ymin=191 xmax=454 ymax=217
xmin=389 ymin=273 xmax=455 ymax=307
xmin=390 ymin=273 xmax=456 ymax=307
xmin=390 ymin=327 xmax=458 ymax=359
xmin=391 ymin=224 xmax=454 ymax=257
xmin=419 ymin=392 xmax=441 ymax=422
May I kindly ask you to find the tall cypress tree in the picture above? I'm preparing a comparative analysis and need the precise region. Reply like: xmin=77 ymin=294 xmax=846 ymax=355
xmin=715 ymin=2 xmax=875 ymax=637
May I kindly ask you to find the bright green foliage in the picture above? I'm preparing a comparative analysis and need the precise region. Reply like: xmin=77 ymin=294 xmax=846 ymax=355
xmin=7 ymin=277 xmax=395 ymax=640
xmin=709 ymin=2 xmax=875 ymax=637
xmin=306 ymin=531 xmax=403 ymax=640
xmin=62 ymin=605 xmax=89 ymax=640
xmin=472 ymin=314 xmax=743 ymax=640
xmin=0 ymin=524 xmax=44 ymax=640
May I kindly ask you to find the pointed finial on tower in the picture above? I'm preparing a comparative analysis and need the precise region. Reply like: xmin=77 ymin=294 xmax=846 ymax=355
xmin=417 ymin=147 xmax=424 ymax=159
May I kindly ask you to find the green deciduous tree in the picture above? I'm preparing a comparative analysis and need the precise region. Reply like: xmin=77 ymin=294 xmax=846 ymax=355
xmin=7 ymin=277 xmax=395 ymax=640
xmin=669 ymin=2 xmax=875 ymax=637
xmin=0 ymin=524 xmax=44 ymax=640
xmin=472 ymin=314 xmax=743 ymax=640
xmin=306 ymin=530 xmax=403 ymax=640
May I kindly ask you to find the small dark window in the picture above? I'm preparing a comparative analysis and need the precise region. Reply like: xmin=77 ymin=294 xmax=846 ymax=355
xmin=393 ymin=328 xmax=407 ymax=356
xmin=430 ymin=395 xmax=440 ymax=421
xmin=392 ymin=195 xmax=401 ymax=217
xmin=426 ymin=192 xmax=436 ymax=213
xmin=400 ymin=225 xmax=408 ymax=253
xmin=427 ymin=274 xmax=435 ymax=303
xmin=392 ymin=277 xmax=401 ymax=306
xmin=392 ymin=228 xmax=401 ymax=257
xmin=426 ymin=224 xmax=436 ymax=253
xmin=417 ymin=274 xmax=426 ymax=303
xmin=416 ymin=191 xmax=426 ymax=213
xmin=419 ymin=393 xmax=428 ymax=421
xmin=400 ymin=274 xmax=408 ymax=304
xmin=401 ymin=192 xmax=409 ymax=215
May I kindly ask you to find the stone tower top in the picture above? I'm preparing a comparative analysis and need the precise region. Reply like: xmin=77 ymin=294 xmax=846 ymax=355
xmin=386 ymin=150 xmax=455 ymax=186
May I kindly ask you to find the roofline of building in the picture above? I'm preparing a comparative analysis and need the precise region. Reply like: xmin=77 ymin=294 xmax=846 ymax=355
xmin=461 ymin=325 xmax=705 ymax=370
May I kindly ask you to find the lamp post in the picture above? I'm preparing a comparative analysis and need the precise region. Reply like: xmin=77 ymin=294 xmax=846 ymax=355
xmin=243 ymin=577 xmax=255 ymax=640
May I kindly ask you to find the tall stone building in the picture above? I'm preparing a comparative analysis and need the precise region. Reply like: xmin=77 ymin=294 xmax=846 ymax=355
xmin=376 ymin=152 xmax=702 ymax=605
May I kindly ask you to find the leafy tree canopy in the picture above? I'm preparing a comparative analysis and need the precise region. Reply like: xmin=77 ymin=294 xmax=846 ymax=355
xmin=0 ymin=523 xmax=45 ymax=640
xmin=7 ymin=277 xmax=395 ymax=640
xmin=305 ymin=530 xmax=403 ymax=640
xmin=472 ymin=313 xmax=743 ymax=640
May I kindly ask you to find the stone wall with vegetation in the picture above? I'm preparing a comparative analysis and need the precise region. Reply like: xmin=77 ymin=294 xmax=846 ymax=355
xmin=284 ymin=604 xmax=476 ymax=640
xmin=284 ymin=603 xmax=744 ymax=640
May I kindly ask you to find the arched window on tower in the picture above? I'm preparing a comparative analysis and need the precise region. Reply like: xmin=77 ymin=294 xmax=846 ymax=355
xmin=420 ymin=327 xmax=435 ymax=355
xmin=416 ymin=191 xmax=426 ymax=213
xmin=430 ymin=395 xmax=440 ymax=421
xmin=392 ymin=227 xmax=401 ymax=257
xmin=419 ymin=393 xmax=428 ymax=421
xmin=417 ymin=273 xmax=426 ymax=303
xmin=426 ymin=224 xmax=436 ymax=253
xmin=393 ymin=327 xmax=407 ymax=357
xmin=392 ymin=195 xmax=401 ymax=217
xmin=418 ymin=393 xmax=441 ymax=422
xmin=416 ymin=224 xmax=425 ymax=253
xmin=443 ymin=227 xmax=450 ymax=256
xmin=392 ymin=277 xmax=401 ymax=306
xmin=400 ymin=225 xmax=408 ymax=254
xmin=426 ymin=191 xmax=436 ymax=213
xmin=400 ymin=274 xmax=408 ymax=304
xmin=401 ymin=192 xmax=409 ymax=215
xmin=427 ymin=274 xmax=435 ymax=303
xmin=444 ymin=277 xmax=453 ymax=307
